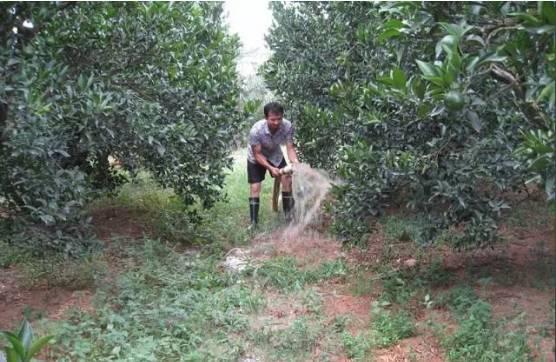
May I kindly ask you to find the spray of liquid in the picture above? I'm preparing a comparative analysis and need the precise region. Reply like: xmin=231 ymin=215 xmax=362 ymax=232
xmin=283 ymin=163 xmax=335 ymax=238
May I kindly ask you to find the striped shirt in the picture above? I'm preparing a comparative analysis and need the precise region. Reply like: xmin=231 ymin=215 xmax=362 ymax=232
xmin=247 ymin=119 xmax=294 ymax=166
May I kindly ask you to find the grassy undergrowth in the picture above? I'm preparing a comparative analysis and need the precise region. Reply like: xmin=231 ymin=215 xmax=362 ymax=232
xmin=48 ymin=240 xmax=264 ymax=360
xmin=434 ymin=286 xmax=531 ymax=361
xmin=89 ymin=149 xmax=281 ymax=250
xmin=2 ymin=150 xmax=552 ymax=361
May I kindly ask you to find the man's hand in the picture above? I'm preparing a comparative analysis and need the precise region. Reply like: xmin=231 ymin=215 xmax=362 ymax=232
xmin=269 ymin=167 xmax=281 ymax=178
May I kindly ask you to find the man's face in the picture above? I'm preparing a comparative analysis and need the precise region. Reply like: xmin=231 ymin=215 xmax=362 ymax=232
xmin=266 ymin=111 xmax=283 ymax=133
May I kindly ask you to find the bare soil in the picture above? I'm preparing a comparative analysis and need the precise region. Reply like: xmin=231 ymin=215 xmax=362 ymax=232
xmin=0 ymin=268 xmax=93 ymax=330
xmin=0 ymin=207 xmax=142 ymax=330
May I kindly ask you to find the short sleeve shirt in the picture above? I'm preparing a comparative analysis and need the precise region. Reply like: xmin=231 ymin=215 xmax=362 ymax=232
xmin=247 ymin=119 xmax=294 ymax=166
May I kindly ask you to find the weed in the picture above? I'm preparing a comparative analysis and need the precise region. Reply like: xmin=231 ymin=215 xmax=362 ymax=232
xmin=0 ymin=240 xmax=30 ymax=268
xmin=380 ymin=271 xmax=415 ymax=305
xmin=441 ymin=297 xmax=531 ymax=361
xmin=19 ymin=253 xmax=105 ymax=290
xmin=370 ymin=306 xmax=415 ymax=348
xmin=47 ymin=240 xmax=263 ymax=360
xmin=301 ymin=288 xmax=323 ymax=314
xmin=382 ymin=215 xmax=426 ymax=243
xmin=378 ymin=260 xmax=454 ymax=306
xmin=274 ymin=318 xmax=319 ymax=358
xmin=250 ymin=257 xmax=346 ymax=291
xmin=90 ymin=171 xmax=200 ymax=244
xmin=251 ymin=316 xmax=324 ymax=361
xmin=349 ymin=270 xmax=374 ymax=296
xmin=436 ymin=285 xmax=479 ymax=318
xmin=341 ymin=331 xmax=370 ymax=360
xmin=419 ymin=258 xmax=454 ymax=287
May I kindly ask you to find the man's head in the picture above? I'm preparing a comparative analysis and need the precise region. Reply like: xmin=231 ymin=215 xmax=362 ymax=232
xmin=264 ymin=102 xmax=284 ymax=133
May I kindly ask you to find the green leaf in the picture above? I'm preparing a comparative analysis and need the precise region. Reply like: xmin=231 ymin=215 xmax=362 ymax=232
xmin=156 ymin=144 xmax=166 ymax=156
xmin=435 ymin=35 xmax=458 ymax=58
xmin=416 ymin=60 xmax=438 ymax=78
xmin=539 ymin=1 xmax=556 ymax=25
xmin=537 ymin=81 xmax=555 ymax=109
xmin=465 ymin=34 xmax=485 ymax=46
xmin=5 ymin=347 xmax=19 ymax=362
xmin=466 ymin=110 xmax=481 ymax=133
xmin=27 ymin=335 xmax=54 ymax=360
xmin=466 ymin=56 xmax=480 ymax=73
xmin=378 ymin=28 xmax=401 ymax=42
xmin=439 ymin=22 xmax=473 ymax=38
xmin=383 ymin=18 xmax=404 ymax=30
xmin=411 ymin=78 xmax=426 ymax=99
xmin=18 ymin=320 xmax=33 ymax=353
xmin=1 ymin=331 xmax=25 ymax=358
xmin=508 ymin=12 xmax=543 ymax=26
xmin=391 ymin=68 xmax=407 ymax=90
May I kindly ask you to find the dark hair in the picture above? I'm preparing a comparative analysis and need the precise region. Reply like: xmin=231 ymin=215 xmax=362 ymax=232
xmin=263 ymin=102 xmax=284 ymax=117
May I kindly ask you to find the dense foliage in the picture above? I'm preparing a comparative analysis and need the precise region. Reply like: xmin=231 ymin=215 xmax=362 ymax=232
xmin=0 ymin=2 xmax=244 ymax=252
xmin=263 ymin=2 xmax=555 ymax=246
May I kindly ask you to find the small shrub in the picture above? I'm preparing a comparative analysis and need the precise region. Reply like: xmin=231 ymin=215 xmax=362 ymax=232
xmin=341 ymin=331 xmax=370 ymax=360
xmin=0 ymin=240 xmax=30 ymax=268
xmin=370 ymin=306 xmax=415 ymax=347
xmin=442 ymin=298 xmax=531 ymax=361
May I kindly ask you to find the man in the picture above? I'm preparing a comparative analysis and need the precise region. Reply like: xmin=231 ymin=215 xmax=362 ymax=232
xmin=247 ymin=102 xmax=299 ymax=227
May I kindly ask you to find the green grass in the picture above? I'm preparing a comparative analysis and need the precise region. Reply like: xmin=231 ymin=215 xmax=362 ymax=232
xmin=47 ymin=239 xmax=264 ymax=361
xmin=90 ymin=150 xmax=284 ymax=250
xmin=370 ymin=306 xmax=415 ymax=348
xmin=0 ymin=240 xmax=30 ymax=268
xmin=249 ymin=256 xmax=347 ymax=291
xmin=13 ymin=149 xmax=548 ymax=361
xmin=341 ymin=331 xmax=371 ymax=360
xmin=19 ymin=252 xmax=106 ymax=290
xmin=436 ymin=285 xmax=479 ymax=317
xmin=0 ymin=239 xmax=105 ymax=291
xmin=349 ymin=269 xmax=374 ymax=296
xmin=197 ymin=149 xmax=281 ymax=250
xmin=89 ymin=171 xmax=199 ymax=244
xmin=442 ymin=298 xmax=531 ymax=361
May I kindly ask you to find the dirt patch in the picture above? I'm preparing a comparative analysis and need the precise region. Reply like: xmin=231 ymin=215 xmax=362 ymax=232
xmin=251 ymin=229 xmax=344 ymax=267
xmin=0 ymin=206 xmax=148 ymax=331
xmin=250 ymin=290 xmax=313 ymax=332
xmin=478 ymin=285 xmax=555 ymax=362
xmin=90 ymin=206 xmax=150 ymax=241
xmin=322 ymin=292 xmax=372 ymax=333
xmin=0 ymin=267 xmax=93 ymax=330
xmin=372 ymin=335 xmax=444 ymax=362
xmin=442 ymin=222 xmax=555 ymax=272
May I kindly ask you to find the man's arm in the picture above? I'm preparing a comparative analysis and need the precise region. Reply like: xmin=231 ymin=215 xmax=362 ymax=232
xmin=286 ymin=142 xmax=299 ymax=164
xmin=253 ymin=144 xmax=281 ymax=177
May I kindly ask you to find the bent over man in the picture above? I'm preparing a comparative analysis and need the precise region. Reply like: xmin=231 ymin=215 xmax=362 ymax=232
xmin=247 ymin=102 xmax=299 ymax=227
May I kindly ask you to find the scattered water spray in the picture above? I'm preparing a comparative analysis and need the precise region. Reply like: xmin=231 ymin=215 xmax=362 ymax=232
xmin=283 ymin=163 xmax=335 ymax=238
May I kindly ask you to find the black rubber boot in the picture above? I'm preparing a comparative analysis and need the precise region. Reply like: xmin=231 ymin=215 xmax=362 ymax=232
xmin=249 ymin=197 xmax=260 ymax=227
xmin=282 ymin=191 xmax=295 ymax=222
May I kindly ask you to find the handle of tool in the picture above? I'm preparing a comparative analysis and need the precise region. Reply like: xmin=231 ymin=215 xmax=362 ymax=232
xmin=272 ymin=176 xmax=280 ymax=212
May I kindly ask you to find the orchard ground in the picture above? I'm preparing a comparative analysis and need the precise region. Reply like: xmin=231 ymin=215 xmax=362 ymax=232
xmin=1 ymin=151 xmax=554 ymax=361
